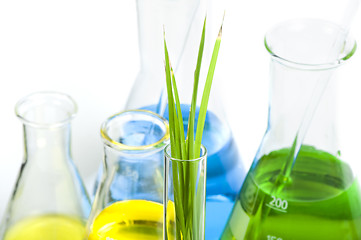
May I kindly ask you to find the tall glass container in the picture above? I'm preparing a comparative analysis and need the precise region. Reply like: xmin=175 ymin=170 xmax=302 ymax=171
xmin=221 ymin=19 xmax=361 ymax=239
xmin=0 ymin=92 xmax=91 ymax=240
xmin=87 ymin=110 xmax=169 ymax=240
xmin=164 ymin=144 xmax=207 ymax=240
xmin=125 ymin=0 xmax=246 ymax=237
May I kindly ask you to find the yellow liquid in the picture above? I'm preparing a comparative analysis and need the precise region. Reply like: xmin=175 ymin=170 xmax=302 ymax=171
xmin=89 ymin=200 xmax=172 ymax=240
xmin=3 ymin=214 xmax=86 ymax=240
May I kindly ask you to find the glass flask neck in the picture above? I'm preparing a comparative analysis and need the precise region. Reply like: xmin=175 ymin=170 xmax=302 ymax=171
xmin=131 ymin=0 xmax=213 ymax=112
xmin=266 ymin=61 xmax=338 ymax=153
xmin=136 ymin=0 xmax=205 ymax=74
xmin=87 ymin=110 xmax=169 ymax=236
xmin=261 ymin=19 xmax=357 ymax=157
xmin=15 ymin=91 xmax=77 ymax=165
xmin=128 ymin=0 xmax=227 ymax=119
xmin=23 ymin=123 xmax=72 ymax=165
xmin=99 ymin=110 xmax=169 ymax=185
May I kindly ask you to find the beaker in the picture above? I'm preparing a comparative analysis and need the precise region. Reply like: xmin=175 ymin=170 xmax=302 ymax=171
xmin=221 ymin=19 xmax=361 ymax=239
xmin=124 ymin=0 xmax=246 ymax=237
xmin=87 ymin=110 xmax=169 ymax=240
xmin=0 ymin=92 xmax=91 ymax=240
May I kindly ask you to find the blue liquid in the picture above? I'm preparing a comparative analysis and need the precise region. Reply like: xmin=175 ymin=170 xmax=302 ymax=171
xmin=146 ymin=104 xmax=246 ymax=239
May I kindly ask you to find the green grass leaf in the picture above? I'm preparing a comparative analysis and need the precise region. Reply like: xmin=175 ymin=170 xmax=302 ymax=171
xmin=171 ymin=68 xmax=187 ymax=159
xmin=188 ymin=17 xmax=207 ymax=160
xmin=195 ymin=19 xmax=223 ymax=158
xmin=164 ymin=35 xmax=180 ymax=159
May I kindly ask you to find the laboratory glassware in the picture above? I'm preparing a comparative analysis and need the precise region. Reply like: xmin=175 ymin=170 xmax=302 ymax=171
xmin=221 ymin=19 xmax=361 ymax=239
xmin=164 ymin=144 xmax=207 ymax=240
xmin=0 ymin=91 xmax=91 ymax=240
xmin=124 ymin=0 xmax=246 ymax=237
xmin=87 ymin=110 xmax=169 ymax=240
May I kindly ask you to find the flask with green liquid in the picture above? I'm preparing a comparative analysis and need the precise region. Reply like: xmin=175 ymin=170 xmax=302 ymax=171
xmin=0 ymin=92 xmax=91 ymax=240
xmin=221 ymin=19 xmax=361 ymax=239
xmin=87 ymin=110 xmax=169 ymax=240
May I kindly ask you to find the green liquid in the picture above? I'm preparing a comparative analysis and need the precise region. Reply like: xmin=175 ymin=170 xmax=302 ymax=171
xmin=221 ymin=146 xmax=361 ymax=240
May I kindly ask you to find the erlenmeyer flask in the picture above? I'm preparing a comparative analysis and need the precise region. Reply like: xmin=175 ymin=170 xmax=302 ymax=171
xmin=0 ymin=92 xmax=91 ymax=240
xmin=221 ymin=19 xmax=361 ymax=239
xmin=87 ymin=110 xmax=169 ymax=240
xmin=125 ymin=0 xmax=246 ymax=237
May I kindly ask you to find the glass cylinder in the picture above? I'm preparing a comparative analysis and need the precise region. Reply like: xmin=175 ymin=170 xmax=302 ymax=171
xmin=164 ymin=144 xmax=207 ymax=240
xmin=125 ymin=1 xmax=246 ymax=237
xmin=87 ymin=110 xmax=169 ymax=240
xmin=0 ymin=91 xmax=91 ymax=240
xmin=221 ymin=19 xmax=361 ymax=239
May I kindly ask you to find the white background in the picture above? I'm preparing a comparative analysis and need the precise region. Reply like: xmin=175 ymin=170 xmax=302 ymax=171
xmin=0 ymin=0 xmax=361 ymax=218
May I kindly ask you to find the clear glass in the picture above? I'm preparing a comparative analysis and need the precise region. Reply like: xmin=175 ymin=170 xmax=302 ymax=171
xmin=125 ymin=1 xmax=246 ymax=237
xmin=221 ymin=19 xmax=361 ymax=239
xmin=0 ymin=91 xmax=91 ymax=240
xmin=164 ymin=144 xmax=207 ymax=240
xmin=87 ymin=110 xmax=169 ymax=240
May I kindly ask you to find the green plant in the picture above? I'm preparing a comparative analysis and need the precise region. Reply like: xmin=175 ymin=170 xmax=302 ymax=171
xmin=164 ymin=16 xmax=223 ymax=239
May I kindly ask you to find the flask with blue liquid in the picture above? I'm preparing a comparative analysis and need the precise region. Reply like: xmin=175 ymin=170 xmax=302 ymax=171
xmin=124 ymin=0 xmax=246 ymax=238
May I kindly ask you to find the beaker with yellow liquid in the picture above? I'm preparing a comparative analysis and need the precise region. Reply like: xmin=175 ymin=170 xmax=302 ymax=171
xmin=0 ymin=92 xmax=91 ymax=240
xmin=221 ymin=19 xmax=361 ymax=239
xmin=87 ymin=110 xmax=170 ymax=240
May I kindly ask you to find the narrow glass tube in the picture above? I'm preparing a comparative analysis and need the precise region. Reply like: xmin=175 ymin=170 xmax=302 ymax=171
xmin=164 ymin=144 xmax=207 ymax=240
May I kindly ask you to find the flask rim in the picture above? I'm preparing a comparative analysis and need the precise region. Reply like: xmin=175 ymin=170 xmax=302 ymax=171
xmin=15 ymin=91 xmax=77 ymax=128
xmin=100 ymin=109 xmax=170 ymax=152
xmin=164 ymin=144 xmax=207 ymax=162
xmin=264 ymin=18 xmax=357 ymax=70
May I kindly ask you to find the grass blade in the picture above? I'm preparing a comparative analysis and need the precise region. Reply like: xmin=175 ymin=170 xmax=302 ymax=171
xmin=165 ymin=34 xmax=186 ymax=237
xmin=171 ymin=68 xmax=187 ymax=159
xmin=195 ymin=18 xmax=223 ymax=158
xmin=164 ymin=15 xmax=223 ymax=240
xmin=171 ymin=68 xmax=188 ymax=213
xmin=164 ymin=35 xmax=180 ymax=158
xmin=188 ymin=17 xmax=206 ymax=160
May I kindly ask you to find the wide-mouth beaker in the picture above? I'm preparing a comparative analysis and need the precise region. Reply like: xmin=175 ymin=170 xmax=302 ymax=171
xmin=221 ymin=19 xmax=361 ymax=239
xmin=87 ymin=109 xmax=169 ymax=240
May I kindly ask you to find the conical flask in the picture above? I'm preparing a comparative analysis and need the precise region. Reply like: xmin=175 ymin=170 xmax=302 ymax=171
xmin=124 ymin=0 xmax=246 ymax=237
xmin=0 ymin=92 xmax=91 ymax=240
xmin=87 ymin=110 xmax=169 ymax=240
xmin=221 ymin=19 xmax=361 ymax=239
